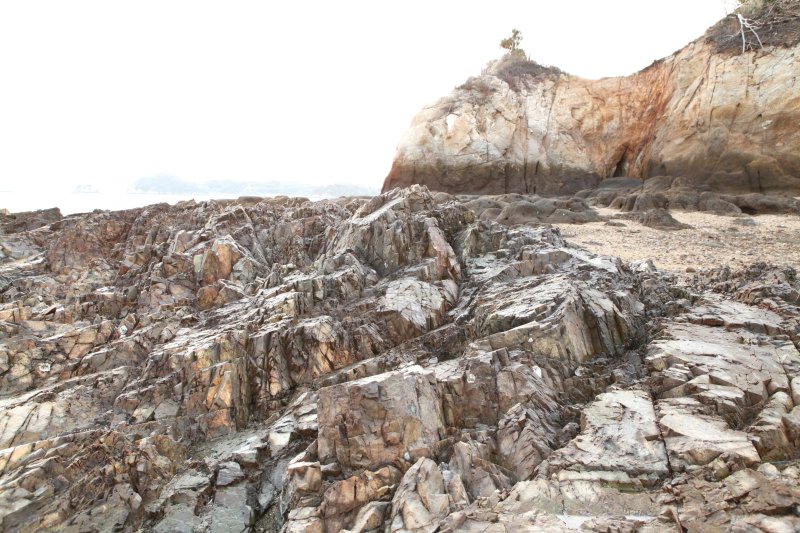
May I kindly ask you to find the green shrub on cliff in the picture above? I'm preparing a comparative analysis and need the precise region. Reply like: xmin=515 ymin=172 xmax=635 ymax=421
xmin=500 ymin=29 xmax=524 ymax=54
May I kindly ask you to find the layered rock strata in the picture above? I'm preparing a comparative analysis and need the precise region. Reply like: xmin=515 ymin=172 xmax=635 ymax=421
xmin=0 ymin=187 xmax=799 ymax=532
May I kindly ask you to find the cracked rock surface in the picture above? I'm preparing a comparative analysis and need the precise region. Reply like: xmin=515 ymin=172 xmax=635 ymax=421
xmin=1 ymin=186 xmax=799 ymax=532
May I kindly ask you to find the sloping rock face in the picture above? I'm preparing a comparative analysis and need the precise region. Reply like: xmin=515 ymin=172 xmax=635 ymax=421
xmin=383 ymin=18 xmax=800 ymax=196
xmin=1 ymin=187 xmax=799 ymax=532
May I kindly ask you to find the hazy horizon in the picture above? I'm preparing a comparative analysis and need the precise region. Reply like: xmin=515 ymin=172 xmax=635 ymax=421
xmin=1 ymin=0 xmax=738 ymax=211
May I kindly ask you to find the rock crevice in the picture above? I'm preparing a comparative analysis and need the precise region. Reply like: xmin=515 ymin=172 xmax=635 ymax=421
xmin=1 ymin=189 xmax=799 ymax=532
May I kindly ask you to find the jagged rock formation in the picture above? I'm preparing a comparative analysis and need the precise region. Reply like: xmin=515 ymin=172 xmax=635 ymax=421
xmin=1 ymin=188 xmax=799 ymax=532
xmin=383 ymin=12 xmax=800 ymax=196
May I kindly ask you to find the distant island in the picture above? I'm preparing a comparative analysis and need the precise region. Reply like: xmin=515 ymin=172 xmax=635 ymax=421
xmin=72 ymin=184 xmax=100 ymax=193
xmin=132 ymin=175 xmax=378 ymax=198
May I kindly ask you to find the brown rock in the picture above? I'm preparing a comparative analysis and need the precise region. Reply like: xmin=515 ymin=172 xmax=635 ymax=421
xmin=317 ymin=365 xmax=444 ymax=473
xmin=383 ymin=31 xmax=800 ymax=196
xmin=2 ymin=185 xmax=799 ymax=532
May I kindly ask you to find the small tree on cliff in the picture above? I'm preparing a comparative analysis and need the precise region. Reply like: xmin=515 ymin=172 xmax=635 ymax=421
xmin=500 ymin=29 xmax=525 ymax=57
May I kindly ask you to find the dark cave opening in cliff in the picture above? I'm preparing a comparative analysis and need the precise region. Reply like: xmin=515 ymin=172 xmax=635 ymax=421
xmin=611 ymin=150 xmax=630 ymax=178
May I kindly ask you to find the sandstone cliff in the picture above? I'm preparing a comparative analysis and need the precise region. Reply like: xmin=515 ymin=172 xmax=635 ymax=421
xmin=1 ymin=189 xmax=799 ymax=532
xmin=383 ymin=9 xmax=800 ymax=196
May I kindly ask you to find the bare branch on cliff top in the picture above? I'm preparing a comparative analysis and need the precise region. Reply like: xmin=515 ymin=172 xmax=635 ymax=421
xmin=737 ymin=13 xmax=765 ymax=52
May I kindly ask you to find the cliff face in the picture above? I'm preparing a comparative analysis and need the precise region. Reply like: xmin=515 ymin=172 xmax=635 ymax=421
xmin=383 ymin=28 xmax=800 ymax=195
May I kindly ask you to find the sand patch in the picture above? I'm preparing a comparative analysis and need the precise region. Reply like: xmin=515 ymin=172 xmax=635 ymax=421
xmin=552 ymin=208 xmax=800 ymax=273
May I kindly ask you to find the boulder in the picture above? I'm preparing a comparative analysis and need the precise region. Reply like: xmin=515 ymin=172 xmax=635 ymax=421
xmin=317 ymin=366 xmax=444 ymax=473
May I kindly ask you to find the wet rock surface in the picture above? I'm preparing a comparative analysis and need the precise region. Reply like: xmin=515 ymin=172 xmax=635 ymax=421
xmin=1 ymin=186 xmax=799 ymax=532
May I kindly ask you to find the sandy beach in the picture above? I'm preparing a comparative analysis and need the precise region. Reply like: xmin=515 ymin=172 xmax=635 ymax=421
xmin=553 ymin=207 xmax=800 ymax=273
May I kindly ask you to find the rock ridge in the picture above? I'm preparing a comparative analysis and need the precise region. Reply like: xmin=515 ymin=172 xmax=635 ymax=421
xmin=0 ymin=188 xmax=799 ymax=532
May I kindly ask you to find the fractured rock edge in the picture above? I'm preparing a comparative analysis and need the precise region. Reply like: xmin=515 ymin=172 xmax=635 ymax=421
xmin=0 ymin=186 xmax=798 ymax=532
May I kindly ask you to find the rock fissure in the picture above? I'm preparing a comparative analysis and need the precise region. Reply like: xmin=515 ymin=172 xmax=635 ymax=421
xmin=1 ymin=187 xmax=799 ymax=531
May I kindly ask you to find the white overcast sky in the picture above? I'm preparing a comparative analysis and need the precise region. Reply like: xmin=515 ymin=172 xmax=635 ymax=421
xmin=0 ymin=0 xmax=736 ymax=194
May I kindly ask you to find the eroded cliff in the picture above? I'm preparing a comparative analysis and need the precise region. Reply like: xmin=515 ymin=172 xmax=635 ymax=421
xmin=383 ymin=10 xmax=800 ymax=196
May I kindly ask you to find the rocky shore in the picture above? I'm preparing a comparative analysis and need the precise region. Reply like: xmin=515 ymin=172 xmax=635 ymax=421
xmin=1 ymin=186 xmax=799 ymax=532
